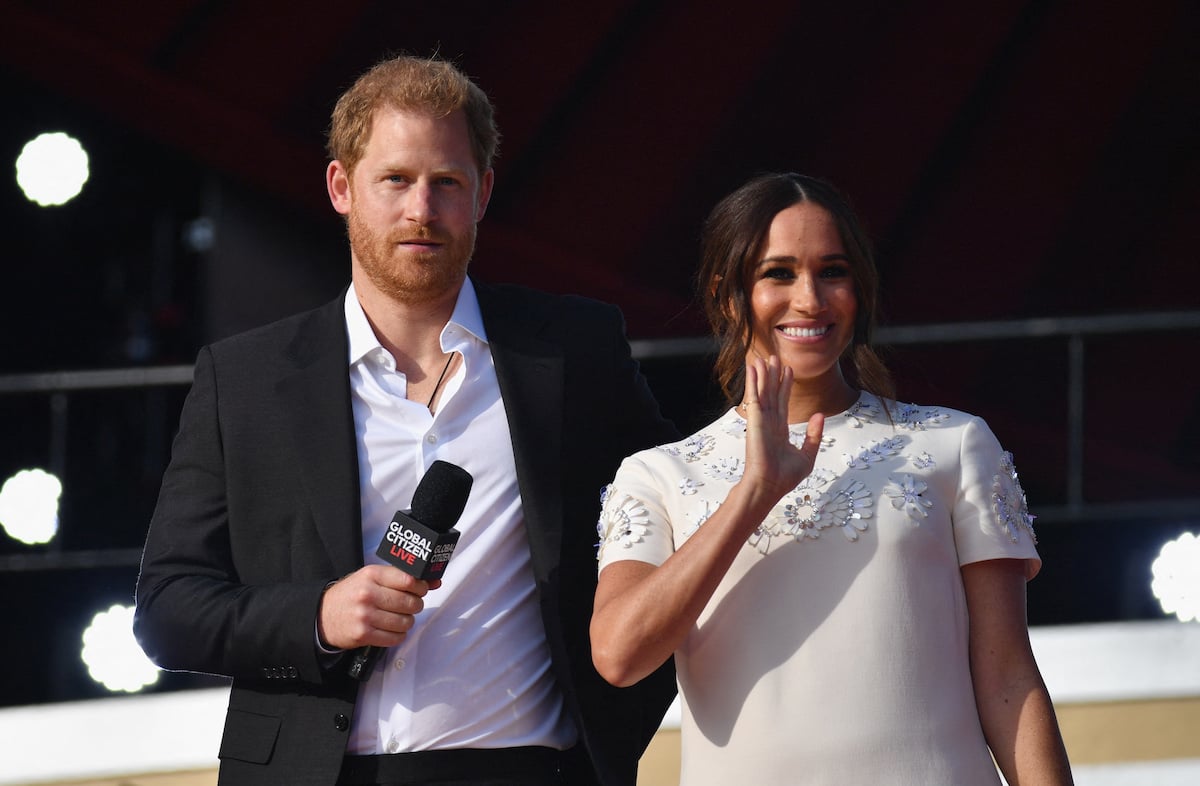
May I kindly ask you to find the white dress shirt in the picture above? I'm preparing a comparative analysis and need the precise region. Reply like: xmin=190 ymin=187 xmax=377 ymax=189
xmin=343 ymin=281 xmax=576 ymax=754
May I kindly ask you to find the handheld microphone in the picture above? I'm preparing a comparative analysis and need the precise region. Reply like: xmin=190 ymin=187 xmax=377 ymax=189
xmin=347 ymin=460 xmax=473 ymax=681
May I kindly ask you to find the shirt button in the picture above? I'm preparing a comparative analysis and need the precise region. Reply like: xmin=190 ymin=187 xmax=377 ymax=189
xmin=426 ymin=434 xmax=437 ymax=443
xmin=386 ymin=737 xmax=401 ymax=754
xmin=334 ymin=713 xmax=349 ymax=732
xmin=393 ymin=657 xmax=406 ymax=671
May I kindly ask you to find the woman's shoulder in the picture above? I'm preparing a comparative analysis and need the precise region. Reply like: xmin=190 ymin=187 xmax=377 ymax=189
xmin=823 ymin=393 xmax=1009 ymax=468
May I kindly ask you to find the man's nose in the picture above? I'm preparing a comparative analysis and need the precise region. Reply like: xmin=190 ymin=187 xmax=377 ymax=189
xmin=406 ymin=181 xmax=437 ymax=223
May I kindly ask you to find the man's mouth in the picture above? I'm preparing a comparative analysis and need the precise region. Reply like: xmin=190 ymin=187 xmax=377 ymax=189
xmin=396 ymin=237 xmax=444 ymax=249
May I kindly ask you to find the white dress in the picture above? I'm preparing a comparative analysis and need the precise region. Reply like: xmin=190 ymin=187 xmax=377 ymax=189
xmin=597 ymin=393 xmax=1041 ymax=785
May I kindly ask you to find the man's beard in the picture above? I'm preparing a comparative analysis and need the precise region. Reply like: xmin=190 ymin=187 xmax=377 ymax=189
xmin=348 ymin=210 xmax=476 ymax=306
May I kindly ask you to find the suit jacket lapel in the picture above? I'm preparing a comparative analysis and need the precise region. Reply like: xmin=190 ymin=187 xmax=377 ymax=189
xmin=266 ymin=284 xmax=567 ymax=583
xmin=276 ymin=295 xmax=364 ymax=576
xmin=475 ymin=281 xmax=565 ymax=586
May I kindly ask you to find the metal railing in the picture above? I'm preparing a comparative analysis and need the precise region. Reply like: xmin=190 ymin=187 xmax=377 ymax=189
xmin=633 ymin=310 xmax=1200 ymax=524
xmin=2 ymin=310 xmax=1198 ymax=573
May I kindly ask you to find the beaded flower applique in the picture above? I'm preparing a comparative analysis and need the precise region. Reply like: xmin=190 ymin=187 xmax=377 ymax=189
xmin=595 ymin=485 xmax=652 ymax=558
xmin=705 ymin=457 xmax=745 ymax=483
xmin=730 ymin=413 xmax=836 ymax=452
xmin=659 ymin=433 xmax=715 ymax=463
xmin=912 ymin=451 xmax=936 ymax=469
xmin=991 ymin=451 xmax=1038 ymax=544
xmin=684 ymin=499 xmax=720 ymax=538
xmin=843 ymin=398 xmax=880 ymax=428
xmin=752 ymin=470 xmax=874 ymax=550
xmin=884 ymin=474 xmax=932 ymax=521
xmin=894 ymin=403 xmax=951 ymax=431
xmin=844 ymin=436 xmax=907 ymax=470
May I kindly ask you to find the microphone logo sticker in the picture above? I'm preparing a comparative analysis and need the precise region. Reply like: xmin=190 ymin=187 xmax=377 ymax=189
xmin=384 ymin=520 xmax=433 ymax=564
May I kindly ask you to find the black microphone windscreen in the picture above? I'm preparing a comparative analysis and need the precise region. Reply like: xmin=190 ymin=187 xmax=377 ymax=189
xmin=410 ymin=460 xmax=473 ymax=533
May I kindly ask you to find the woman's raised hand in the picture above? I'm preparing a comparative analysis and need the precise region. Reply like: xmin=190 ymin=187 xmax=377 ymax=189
xmin=741 ymin=356 xmax=824 ymax=502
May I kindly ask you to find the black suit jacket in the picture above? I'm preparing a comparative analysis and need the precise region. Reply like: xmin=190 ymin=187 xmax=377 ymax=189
xmin=134 ymin=279 xmax=679 ymax=786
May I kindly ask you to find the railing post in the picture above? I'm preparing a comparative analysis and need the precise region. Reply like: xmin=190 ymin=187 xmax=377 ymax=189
xmin=1066 ymin=334 xmax=1085 ymax=515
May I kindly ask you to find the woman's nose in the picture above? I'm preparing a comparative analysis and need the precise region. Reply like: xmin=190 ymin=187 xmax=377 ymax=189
xmin=791 ymin=273 xmax=823 ymax=312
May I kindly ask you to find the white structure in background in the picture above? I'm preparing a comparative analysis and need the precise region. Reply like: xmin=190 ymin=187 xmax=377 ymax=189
xmin=2 ymin=620 xmax=1198 ymax=785
xmin=15 ymin=131 xmax=90 ymax=207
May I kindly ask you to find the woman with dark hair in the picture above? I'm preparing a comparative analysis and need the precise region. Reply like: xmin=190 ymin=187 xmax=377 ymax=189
xmin=591 ymin=173 xmax=1072 ymax=785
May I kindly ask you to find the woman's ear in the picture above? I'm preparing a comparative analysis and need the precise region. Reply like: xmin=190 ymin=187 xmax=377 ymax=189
xmin=710 ymin=275 xmax=737 ymax=322
xmin=708 ymin=274 xmax=723 ymax=301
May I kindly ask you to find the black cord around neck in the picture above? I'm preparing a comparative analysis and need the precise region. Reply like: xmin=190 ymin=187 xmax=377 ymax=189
xmin=427 ymin=353 xmax=454 ymax=408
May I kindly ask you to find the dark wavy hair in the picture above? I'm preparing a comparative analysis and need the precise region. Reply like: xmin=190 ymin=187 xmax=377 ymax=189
xmin=697 ymin=172 xmax=894 ymax=408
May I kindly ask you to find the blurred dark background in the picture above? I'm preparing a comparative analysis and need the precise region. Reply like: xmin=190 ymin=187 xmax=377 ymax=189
xmin=0 ymin=0 xmax=1197 ymax=706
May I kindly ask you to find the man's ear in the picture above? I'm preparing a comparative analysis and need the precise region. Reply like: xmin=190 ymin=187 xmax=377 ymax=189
xmin=327 ymin=160 xmax=352 ymax=216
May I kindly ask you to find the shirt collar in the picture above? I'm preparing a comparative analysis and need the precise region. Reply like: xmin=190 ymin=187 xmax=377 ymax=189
xmin=344 ymin=279 xmax=489 ymax=366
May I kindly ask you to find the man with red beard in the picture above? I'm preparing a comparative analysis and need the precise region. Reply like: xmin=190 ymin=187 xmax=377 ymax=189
xmin=134 ymin=55 xmax=678 ymax=786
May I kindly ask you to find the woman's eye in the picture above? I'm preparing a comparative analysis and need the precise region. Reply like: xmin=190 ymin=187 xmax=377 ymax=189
xmin=762 ymin=267 xmax=793 ymax=280
xmin=821 ymin=264 xmax=851 ymax=279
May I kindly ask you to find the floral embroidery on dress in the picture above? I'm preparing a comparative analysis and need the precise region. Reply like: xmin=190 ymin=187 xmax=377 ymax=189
xmin=595 ymin=483 xmax=612 ymax=538
xmin=705 ymin=457 xmax=744 ymax=482
xmin=746 ymin=523 xmax=774 ymax=554
xmin=748 ymin=471 xmax=875 ymax=551
xmin=912 ymin=451 xmax=936 ymax=469
xmin=992 ymin=452 xmax=1037 ymax=544
xmin=826 ymin=480 xmax=874 ymax=540
xmin=724 ymin=417 xmax=747 ymax=439
xmin=894 ymin=404 xmax=951 ymax=431
xmin=884 ymin=474 xmax=932 ymax=521
xmin=596 ymin=486 xmax=652 ymax=558
xmin=779 ymin=469 xmax=838 ymax=541
xmin=678 ymin=478 xmax=703 ymax=496
xmin=684 ymin=498 xmax=720 ymax=538
xmin=676 ymin=434 xmax=710 ymax=463
xmin=844 ymin=436 xmax=906 ymax=470
xmin=789 ymin=427 xmax=835 ymax=452
xmin=843 ymin=397 xmax=879 ymax=428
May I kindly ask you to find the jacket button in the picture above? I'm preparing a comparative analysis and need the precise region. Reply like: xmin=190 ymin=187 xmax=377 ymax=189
xmin=334 ymin=713 xmax=349 ymax=731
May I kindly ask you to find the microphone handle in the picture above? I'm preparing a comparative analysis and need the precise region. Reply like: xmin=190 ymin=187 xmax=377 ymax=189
xmin=347 ymin=644 xmax=383 ymax=681
xmin=346 ymin=460 xmax=472 ymax=682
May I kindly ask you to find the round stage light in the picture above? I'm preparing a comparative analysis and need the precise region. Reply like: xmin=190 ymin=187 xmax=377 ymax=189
xmin=1151 ymin=532 xmax=1200 ymax=623
xmin=15 ymin=131 xmax=90 ymax=207
xmin=0 ymin=468 xmax=61 ymax=545
xmin=81 ymin=604 xmax=161 ymax=693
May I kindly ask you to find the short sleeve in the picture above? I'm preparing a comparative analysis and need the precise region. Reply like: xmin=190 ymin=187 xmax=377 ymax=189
xmin=952 ymin=416 xmax=1042 ymax=579
xmin=596 ymin=452 xmax=677 ymax=572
